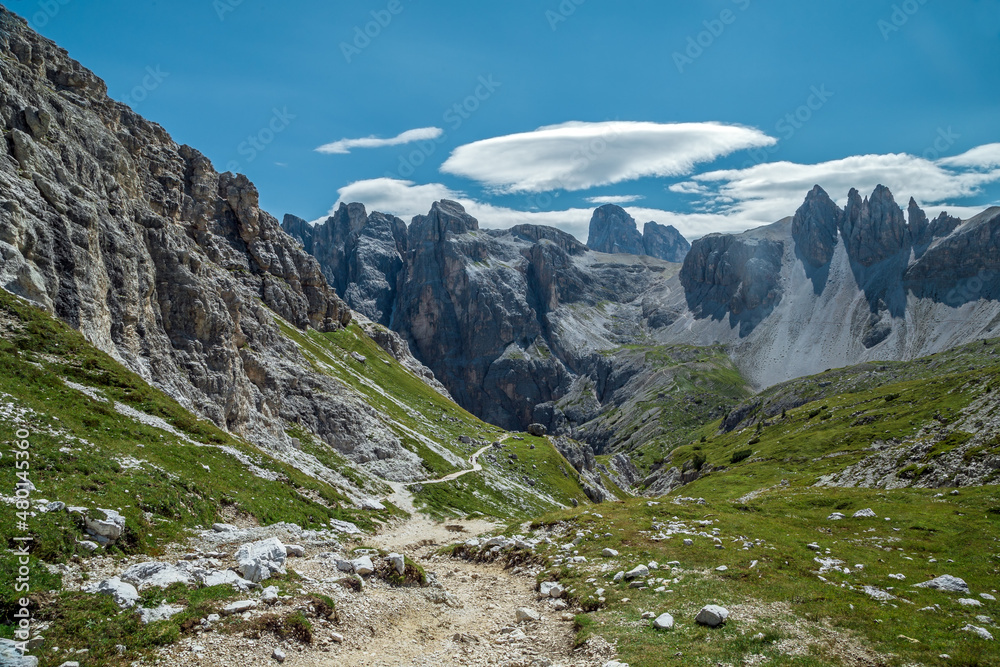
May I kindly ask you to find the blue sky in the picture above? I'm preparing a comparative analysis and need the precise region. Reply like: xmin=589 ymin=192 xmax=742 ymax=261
xmin=19 ymin=0 xmax=1000 ymax=239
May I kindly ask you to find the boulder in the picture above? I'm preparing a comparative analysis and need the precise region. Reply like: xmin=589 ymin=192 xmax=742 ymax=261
xmin=853 ymin=508 xmax=877 ymax=518
xmin=914 ymin=575 xmax=969 ymax=594
xmin=359 ymin=498 xmax=385 ymax=511
xmin=527 ymin=423 xmax=548 ymax=437
xmin=198 ymin=569 xmax=254 ymax=592
xmin=84 ymin=508 xmax=125 ymax=543
xmin=602 ymin=548 xmax=619 ymax=557
xmin=388 ymin=553 xmax=405 ymax=576
xmin=624 ymin=565 xmax=649 ymax=580
xmin=652 ymin=612 xmax=674 ymax=630
xmin=86 ymin=577 xmax=139 ymax=608
xmin=695 ymin=605 xmax=729 ymax=627
xmin=539 ymin=582 xmax=564 ymax=598
xmin=236 ymin=537 xmax=287 ymax=583
xmin=284 ymin=544 xmax=305 ymax=557
xmin=122 ymin=562 xmax=195 ymax=590
xmin=827 ymin=512 xmax=845 ymax=520
xmin=351 ymin=556 xmax=375 ymax=576
xmin=272 ymin=647 xmax=287 ymax=663
xmin=0 ymin=638 xmax=38 ymax=666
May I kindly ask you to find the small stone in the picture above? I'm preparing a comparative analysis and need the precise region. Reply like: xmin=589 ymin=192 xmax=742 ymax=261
xmin=222 ymin=600 xmax=258 ymax=616
xmin=625 ymin=565 xmax=649 ymax=580
xmin=827 ymin=512 xmax=845 ymax=520
xmin=807 ymin=543 xmax=821 ymax=551
xmin=284 ymin=544 xmax=305 ymax=557
xmin=958 ymin=598 xmax=983 ymax=607
xmin=715 ymin=566 xmax=728 ymax=572
xmin=540 ymin=582 xmax=565 ymax=598
xmin=329 ymin=632 xmax=344 ymax=643
xmin=516 ymin=607 xmax=541 ymax=623
xmin=914 ymin=575 xmax=970 ymax=594
xmin=961 ymin=625 xmax=994 ymax=640
xmin=981 ymin=593 xmax=997 ymax=601
xmin=652 ymin=612 xmax=674 ymax=630
xmin=695 ymin=604 xmax=729 ymax=627
xmin=602 ymin=548 xmax=619 ymax=557
xmin=612 ymin=571 xmax=625 ymax=583
xmin=211 ymin=523 xmax=238 ymax=533
xmin=683 ymin=539 xmax=693 ymax=546
xmin=853 ymin=508 xmax=877 ymax=518
xmin=272 ymin=647 xmax=286 ymax=663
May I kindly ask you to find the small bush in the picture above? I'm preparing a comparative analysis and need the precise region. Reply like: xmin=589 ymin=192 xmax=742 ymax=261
xmin=730 ymin=449 xmax=753 ymax=464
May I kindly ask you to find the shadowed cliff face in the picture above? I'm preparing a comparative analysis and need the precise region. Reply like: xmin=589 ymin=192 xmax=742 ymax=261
xmin=587 ymin=204 xmax=690 ymax=262
xmin=0 ymin=8 xmax=450 ymax=474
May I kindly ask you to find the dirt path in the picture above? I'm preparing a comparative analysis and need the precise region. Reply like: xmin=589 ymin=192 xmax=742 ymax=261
xmin=152 ymin=438 xmax=619 ymax=667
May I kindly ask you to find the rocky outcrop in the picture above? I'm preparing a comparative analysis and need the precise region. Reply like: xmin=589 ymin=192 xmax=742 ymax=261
xmin=586 ymin=205 xmax=690 ymax=262
xmin=283 ymin=204 xmax=407 ymax=325
xmin=792 ymin=185 xmax=841 ymax=267
xmin=680 ymin=232 xmax=784 ymax=330
xmin=0 ymin=7 xmax=431 ymax=481
xmin=642 ymin=221 xmax=690 ymax=262
xmin=587 ymin=204 xmax=644 ymax=255
xmin=840 ymin=185 xmax=910 ymax=266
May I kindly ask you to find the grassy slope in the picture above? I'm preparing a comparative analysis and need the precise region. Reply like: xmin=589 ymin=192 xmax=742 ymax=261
xmin=586 ymin=343 xmax=752 ymax=468
xmin=462 ymin=342 xmax=1000 ymax=666
xmin=412 ymin=433 xmax=592 ymax=520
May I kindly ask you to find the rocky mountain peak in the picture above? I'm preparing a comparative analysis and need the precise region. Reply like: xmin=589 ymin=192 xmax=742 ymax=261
xmin=791 ymin=184 xmax=842 ymax=267
xmin=840 ymin=184 xmax=910 ymax=266
xmin=409 ymin=199 xmax=479 ymax=243
xmin=587 ymin=204 xmax=644 ymax=255
xmin=642 ymin=221 xmax=691 ymax=262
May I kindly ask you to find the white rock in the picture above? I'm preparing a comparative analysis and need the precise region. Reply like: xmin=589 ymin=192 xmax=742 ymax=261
xmin=914 ymin=575 xmax=970 ymax=593
xmin=625 ymin=565 xmax=649 ymax=580
xmin=715 ymin=565 xmax=728 ymax=572
xmin=807 ymin=543 xmax=821 ymax=551
xmin=386 ymin=552 xmax=406 ymax=576
xmin=683 ymin=539 xmax=694 ymax=546
xmin=336 ymin=560 xmax=355 ymax=573
xmin=603 ymin=662 xmax=630 ymax=667
xmin=77 ymin=540 xmax=99 ymax=552
xmin=236 ymin=537 xmax=287 ymax=583
xmin=222 ymin=600 xmax=258 ymax=616
xmin=515 ymin=607 xmax=541 ymax=622
xmin=962 ymin=624 xmax=994 ymax=640
xmin=284 ymin=544 xmax=305 ymax=557
xmin=359 ymin=498 xmax=385 ymax=511
xmin=86 ymin=577 xmax=139 ymax=608
xmin=853 ymin=508 xmax=877 ymax=518
xmin=695 ymin=604 xmax=729 ymax=627
xmin=199 ymin=569 xmax=253 ymax=591
xmin=612 ymin=571 xmax=625 ymax=583
xmin=45 ymin=501 xmax=66 ymax=512
xmin=330 ymin=632 xmax=344 ymax=642
xmin=329 ymin=519 xmax=361 ymax=534
xmin=84 ymin=509 xmax=125 ymax=542
xmin=980 ymin=593 xmax=997 ymax=601
xmin=652 ymin=612 xmax=674 ymax=630
xmin=0 ymin=638 xmax=38 ymax=666
xmin=601 ymin=548 xmax=619 ymax=557
xmin=827 ymin=512 xmax=845 ymax=520
xmin=211 ymin=523 xmax=238 ymax=533
xmin=958 ymin=598 xmax=983 ymax=607
xmin=138 ymin=604 xmax=185 ymax=624
xmin=272 ymin=647 xmax=286 ymax=663
xmin=540 ymin=581 xmax=564 ymax=598
xmin=888 ymin=573 xmax=906 ymax=580
xmin=122 ymin=562 xmax=194 ymax=590
xmin=261 ymin=586 xmax=279 ymax=604
xmin=351 ymin=556 xmax=375 ymax=576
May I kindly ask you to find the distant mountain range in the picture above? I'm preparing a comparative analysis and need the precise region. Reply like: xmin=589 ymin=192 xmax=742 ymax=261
xmin=284 ymin=188 xmax=1000 ymax=454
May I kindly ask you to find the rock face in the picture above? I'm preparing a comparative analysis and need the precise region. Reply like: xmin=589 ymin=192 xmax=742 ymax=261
xmin=642 ymin=221 xmax=691 ymax=262
xmin=586 ymin=205 xmax=690 ymax=262
xmin=0 ymin=7 xmax=436 ymax=485
xmin=841 ymin=185 xmax=910 ymax=266
xmin=679 ymin=231 xmax=784 ymax=334
xmin=792 ymin=185 xmax=841 ymax=268
xmin=587 ymin=205 xmax=644 ymax=255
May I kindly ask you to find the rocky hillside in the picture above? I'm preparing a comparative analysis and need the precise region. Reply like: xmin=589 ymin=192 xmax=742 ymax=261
xmin=284 ymin=200 xmax=740 ymax=462
xmin=0 ymin=5 xmax=605 ymax=510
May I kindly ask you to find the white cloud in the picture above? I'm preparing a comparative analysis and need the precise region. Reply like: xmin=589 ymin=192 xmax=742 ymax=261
xmin=675 ymin=149 xmax=1000 ymax=228
xmin=586 ymin=195 xmax=645 ymax=205
xmin=938 ymin=142 xmax=1000 ymax=169
xmin=440 ymin=121 xmax=776 ymax=193
xmin=315 ymin=127 xmax=444 ymax=155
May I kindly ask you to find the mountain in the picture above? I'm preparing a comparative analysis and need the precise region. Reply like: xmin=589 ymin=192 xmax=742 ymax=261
xmin=586 ymin=203 xmax=691 ymax=261
xmin=0 ymin=6 xmax=595 ymax=509
xmin=288 ymin=187 xmax=1000 ymax=465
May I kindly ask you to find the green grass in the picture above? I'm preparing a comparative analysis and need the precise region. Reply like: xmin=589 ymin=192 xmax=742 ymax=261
xmin=505 ymin=485 xmax=1000 ymax=666
xmin=413 ymin=434 xmax=591 ymax=519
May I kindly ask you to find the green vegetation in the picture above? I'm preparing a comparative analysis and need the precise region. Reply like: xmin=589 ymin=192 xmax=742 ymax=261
xmin=413 ymin=434 xmax=591 ymax=519
xmin=506 ymin=484 xmax=1000 ymax=666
